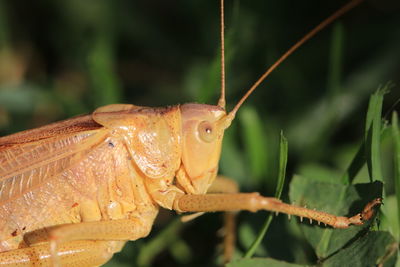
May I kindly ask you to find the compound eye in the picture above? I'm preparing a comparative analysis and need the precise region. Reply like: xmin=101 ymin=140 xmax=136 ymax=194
xmin=198 ymin=121 xmax=217 ymax=143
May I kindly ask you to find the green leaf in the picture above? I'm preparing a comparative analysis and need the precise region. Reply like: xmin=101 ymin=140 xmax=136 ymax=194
xmin=289 ymin=175 xmax=382 ymax=258
xmin=392 ymin=112 xmax=400 ymax=240
xmin=364 ymin=86 xmax=388 ymax=182
xmin=276 ymin=132 xmax=288 ymax=198
xmin=244 ymin=132 xmax=288 ymax=258
xmin=322 ymin=231 xmax=397 ymax=267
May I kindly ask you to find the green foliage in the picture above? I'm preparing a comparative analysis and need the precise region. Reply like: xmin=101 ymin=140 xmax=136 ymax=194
xmin=0 ymin=0 xmax=399 ymax=266
xmin=228 ymin=258 xmax=304 ymax=267
xmin=230 ymin=232 xmax=397 ymax=267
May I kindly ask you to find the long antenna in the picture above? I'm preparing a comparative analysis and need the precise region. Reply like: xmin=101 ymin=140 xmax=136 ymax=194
xmin=224 ymin=0 xmax=364 ymax=123
xmin=218 ymin=0 xmax=226 ymax=109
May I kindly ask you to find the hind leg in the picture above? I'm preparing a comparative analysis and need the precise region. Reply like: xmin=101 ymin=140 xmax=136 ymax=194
xmin=0 ymin=240 xmax=125 ymax=267
xmin=21 ymin=217 xmax=153 ymax=267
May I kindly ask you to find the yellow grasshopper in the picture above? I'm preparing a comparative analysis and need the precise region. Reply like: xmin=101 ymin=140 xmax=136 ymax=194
xmin=0 ymin=0 xmax=381 ymax=266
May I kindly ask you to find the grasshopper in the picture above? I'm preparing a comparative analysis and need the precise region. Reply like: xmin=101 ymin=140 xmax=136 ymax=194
xmin=0 ymin=0 xmax=382 ymax=266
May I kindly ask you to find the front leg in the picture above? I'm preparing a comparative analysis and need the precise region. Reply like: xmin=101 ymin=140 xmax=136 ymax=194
xmin=174 ymin=193 xmax=381 ymax=228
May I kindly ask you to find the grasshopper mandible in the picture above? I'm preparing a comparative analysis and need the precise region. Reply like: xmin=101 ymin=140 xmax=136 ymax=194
xmin=0 ymin=0 xmax=381 ymax=266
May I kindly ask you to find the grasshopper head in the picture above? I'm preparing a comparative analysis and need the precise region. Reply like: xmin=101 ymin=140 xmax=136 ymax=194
xmin=178 ymin=103 xmax=232 ymax=194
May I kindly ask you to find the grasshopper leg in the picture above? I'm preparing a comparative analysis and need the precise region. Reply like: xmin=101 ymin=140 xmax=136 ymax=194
xmin=23 ymin=218 xmax=153 ymax=266
xmin=0 ymin=240 xmax=125 ymax=267
xmin=174 ymin=193 xmax=382 ymax=229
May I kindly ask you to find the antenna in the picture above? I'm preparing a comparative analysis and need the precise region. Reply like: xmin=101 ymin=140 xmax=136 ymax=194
xmin=218 ymin=0 xmax=226 ymax=109
xmin=223 ymin=0 xmax=364 ymax=125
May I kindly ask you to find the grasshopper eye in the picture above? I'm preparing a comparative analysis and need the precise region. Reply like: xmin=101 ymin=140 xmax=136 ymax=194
xmin=198 ymin=121 xmax=217 ymax=143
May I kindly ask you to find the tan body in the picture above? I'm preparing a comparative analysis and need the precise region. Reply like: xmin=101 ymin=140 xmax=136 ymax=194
xmin=0 ymin=108 xmax=159 ymax=252
xmin=0 ymin=103 xmax=228 ymax=266
xmin=0 ymin=104 xmax=183 ymax=247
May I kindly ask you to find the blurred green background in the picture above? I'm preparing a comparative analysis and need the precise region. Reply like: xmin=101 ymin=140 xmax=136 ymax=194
xmin=0 ymin=0 xmax=399 ymax=266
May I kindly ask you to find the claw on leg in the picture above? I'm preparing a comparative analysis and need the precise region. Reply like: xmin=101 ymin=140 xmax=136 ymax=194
xmin=362 ymin=198 xmax=383 ymax=221
xmin=322 ymin=197 xmax=382 ymax=228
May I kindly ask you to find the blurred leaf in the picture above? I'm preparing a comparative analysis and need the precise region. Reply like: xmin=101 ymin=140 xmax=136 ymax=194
xmin=381 ymin=195 xmax=399 ymax=242
xmin=104 ymin=260 xmax=132 ymax=267
xmin=341 ymin=141 xmax=366 ymax=185
xmin=227 ymin=257 xmax=305 ymax=267
xmin=169 ymin=239 xmax=192 ymax=264
xmin=184 ymin=60 xmax=220 ymax=104
xmin=88 ymin=36 xmax=122 ymax=106
xmin=239 ymin=106 xmax=268 ymax=186
xmin=327 ymin=23 xmax=343 ymax=97
xmin=136 ymin=219 xmax=185 ymax=267
xmin=299 ymin=164 xmax=343 ymax=184
xmin=220 ymin=123 xmax=247 ymax=185
xmin=0 ymin=85 xmax=43 ymax=112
